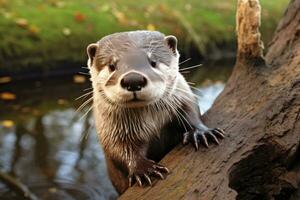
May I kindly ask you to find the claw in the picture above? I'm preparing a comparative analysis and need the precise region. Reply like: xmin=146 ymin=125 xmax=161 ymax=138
xmin=144 ymin=174 xmax=152 ymax=186
xmin=207 ymin=131 xmax=219 ymax=144
xmin=199 ymin=132 xmax=209 ymax=148
xmin=193 ymin=132 xmax=199 ymax=150
xmin=214 ymin=128 xmax=225 ymax=138
xmin=129 ymin=159 xmax=169 ymax=188
xmin=216 ymin=128 xmax=225 ymax=134
xmin=129 ymin=176 xmax=133 ymax=187
xmin=148 ymin=159 xmax=156 ymax=164
xmin=155 ymin=165 xmax=170 ymax=174
xmin=135 ymin=175 xmax=143 ymax=187
xmin=153 ymin=170 xmax=164 ymax=179
xmin=183 ymin=132 xmax=189 ymax=145
xmin=182 ymin=127 xmax=224 ymax=150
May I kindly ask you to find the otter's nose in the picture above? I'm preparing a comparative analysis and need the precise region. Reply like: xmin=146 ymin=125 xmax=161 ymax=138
xmin=121 ymin=72 xmax=147 ymax=91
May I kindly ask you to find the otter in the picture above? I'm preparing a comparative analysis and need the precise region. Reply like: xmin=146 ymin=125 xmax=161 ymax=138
xmin=86 ymin=31 xmax=225 ymax=194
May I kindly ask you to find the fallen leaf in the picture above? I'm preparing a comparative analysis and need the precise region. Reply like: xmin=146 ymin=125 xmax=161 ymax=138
xmin=62 ymin=27 xmax=71 ymax=36
xmin=73 ymin=75 xmax=86 ymax=83
xmin=74 ymin=12 xmax=86 ymax=22
xmin=0 ymin=92 xmax=16 ymax=100
xmin=147 ymin=24 xmax=156 ymax=31
xmin=0 ymin=76 xmax=12 ymax=84
xmin=28 ymin=25 xmax=40 ymax=36
xmin=1 ymin=120 xmax=14 ymax=128
xmin=55 ymin=1 xmax=65 ymax=8
xmin=15 ymin=18 xmax=28 ymax=28
xmin=112 ymin=9 xmax=128 ymax=25
xmin=48 ymin=0 xmax=65 ymax=8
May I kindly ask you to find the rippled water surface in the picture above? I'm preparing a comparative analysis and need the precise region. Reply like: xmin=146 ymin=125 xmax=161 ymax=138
xmin=0 ymin=60 xmax=233 ymax=200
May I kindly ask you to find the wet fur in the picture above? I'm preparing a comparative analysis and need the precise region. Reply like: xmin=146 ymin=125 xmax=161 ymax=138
xmin=93 ymin=75 xmax=193 ymax=193
xmin=87 ymin=31 xmax=224 ymax=194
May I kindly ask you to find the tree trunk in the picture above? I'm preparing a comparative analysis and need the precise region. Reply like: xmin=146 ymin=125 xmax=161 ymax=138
xmin=120 ymin=0 xmax=300 ymax=199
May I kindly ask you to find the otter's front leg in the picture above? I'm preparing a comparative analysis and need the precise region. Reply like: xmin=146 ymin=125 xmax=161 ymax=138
xmin=181 ymin=102 xmax=225 ymax=150
xmin=125 ymin=148 xmax=169 ymax=187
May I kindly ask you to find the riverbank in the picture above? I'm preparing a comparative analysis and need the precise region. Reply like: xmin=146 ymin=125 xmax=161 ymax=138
xmin=0 ymin=0 xmax=288 ymax=76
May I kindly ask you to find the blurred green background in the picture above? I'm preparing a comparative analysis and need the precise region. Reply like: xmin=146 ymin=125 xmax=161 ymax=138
xmin=0 ymin=0 xmax=289 ymax=76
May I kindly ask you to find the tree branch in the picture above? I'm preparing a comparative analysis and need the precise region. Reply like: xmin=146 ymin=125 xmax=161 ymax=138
xmin=236 ymin=0 xmax=264 ymax=61
xmin=0 ymin=171 xmax=39 ymax=200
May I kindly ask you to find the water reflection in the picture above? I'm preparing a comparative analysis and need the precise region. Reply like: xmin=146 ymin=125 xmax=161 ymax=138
xmin=0 ymin=60 xmax=233 ymax=199
xmin=197 ymin=83 xmax=225 ymax=114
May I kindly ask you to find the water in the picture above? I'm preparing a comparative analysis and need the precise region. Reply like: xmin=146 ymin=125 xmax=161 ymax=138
xmin=0 ymin=59 xmax=233 ymax=200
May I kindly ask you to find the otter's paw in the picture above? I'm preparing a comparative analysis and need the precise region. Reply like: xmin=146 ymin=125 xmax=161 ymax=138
xmin=128 ymin=159 xmax=169 ymax=187
xmin=183 ymin=128 xmax=225 ymax=150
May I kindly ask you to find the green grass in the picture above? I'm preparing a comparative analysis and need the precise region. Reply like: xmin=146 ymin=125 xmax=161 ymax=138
xmin=0 ymin=0 xmax=289 ymax=73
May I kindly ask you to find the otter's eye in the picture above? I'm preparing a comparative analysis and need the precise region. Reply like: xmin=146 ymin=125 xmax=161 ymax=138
xmin=150 ymin=60 xmax=157 ymax=68
xmin=108 ymin=63 xmax=116 ymax=72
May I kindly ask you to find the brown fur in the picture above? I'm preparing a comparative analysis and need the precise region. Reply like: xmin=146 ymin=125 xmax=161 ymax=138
xmin=86 ymin=31 xmax=225 ymax=194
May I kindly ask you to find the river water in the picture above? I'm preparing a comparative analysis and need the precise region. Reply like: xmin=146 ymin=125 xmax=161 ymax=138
xmin=0 ymin=59 xmax=233 ymax=200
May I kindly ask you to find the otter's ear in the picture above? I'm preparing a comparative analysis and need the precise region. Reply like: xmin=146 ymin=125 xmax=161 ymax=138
xmin=164 ymin=35 xmax=178 ymax=55
xmin=87 ymin=43 xmax=98 ymax=66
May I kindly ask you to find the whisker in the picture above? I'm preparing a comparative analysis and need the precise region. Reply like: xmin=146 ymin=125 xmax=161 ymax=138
xmin=161 ymin=101 xmax=173 ymax=122
xmin=164 ymin=99 xmax=188 ymax=132
xmin=176 ymin=105 xmax=193 ymax=129
xmin=79 ymin=105 xmax=94 ymax=121
xmin=188 ymin=85 xmax=203 ymax=94
xmin=179 ymin=58 xmax=191 ymax=65
xmin=79 ymin=113 xmax=93 ymax=142
xmin=79 ymin=72 xmax=90 ymax=76
xmin=75 ymin=91 xmax=93 ymax=100
xmin=166 ymin=86 xmax=202 ymax=99
xmin=167 ymin=84 xmax=202 ymax=96
xmin=76 ymin=96 xmax=93 ymax=113
xmin=171 ymin=105 xmax=192 ymax=131
xmin=80 ymin=124 xmax=93 ymax=142
xmin=169 ymin=98 xmax=192 ymax=130
xmin=187 ymin=81 xmax=196 ymax=85
xmin=173 ymin=92 xmax=199 ymax=106
xmin=179 ymin=64 xmax=203 ymax=72
xmin=83 ymin=87 xmax=93 ymax=91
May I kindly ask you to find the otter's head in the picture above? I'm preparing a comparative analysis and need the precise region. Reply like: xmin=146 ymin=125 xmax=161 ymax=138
xmin=87 ymin=31 xmax=179 ymax=108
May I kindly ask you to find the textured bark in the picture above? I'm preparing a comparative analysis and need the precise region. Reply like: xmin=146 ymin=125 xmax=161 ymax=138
xmin=120 ymin=0 xmax=300 ymax=199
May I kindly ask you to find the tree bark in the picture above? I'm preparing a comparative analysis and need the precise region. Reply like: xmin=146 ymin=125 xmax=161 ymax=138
xmin=120 ymin=0 xmax=300 ymax=199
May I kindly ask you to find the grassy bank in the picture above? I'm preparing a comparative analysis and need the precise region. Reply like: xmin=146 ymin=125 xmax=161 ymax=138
xmin=0 ymin=0 xmax=289 ymax=74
